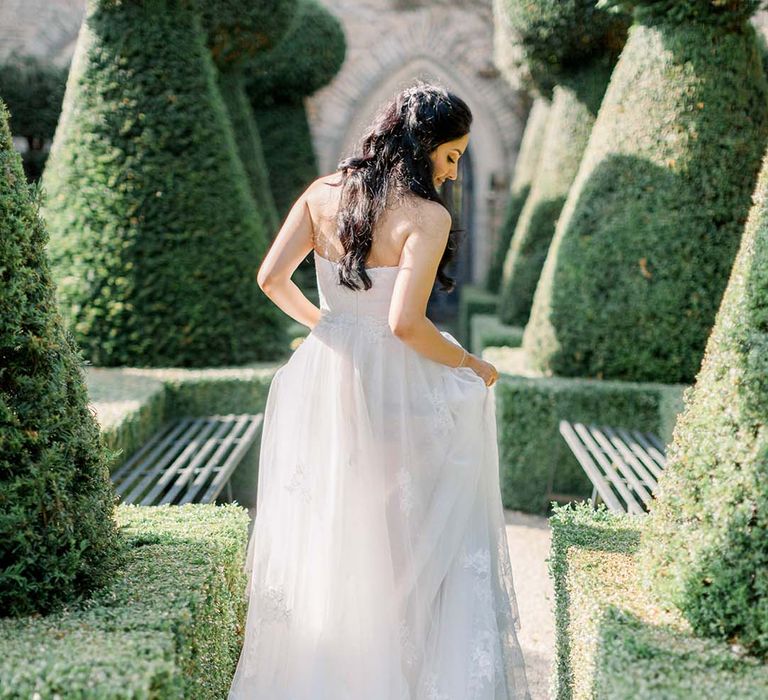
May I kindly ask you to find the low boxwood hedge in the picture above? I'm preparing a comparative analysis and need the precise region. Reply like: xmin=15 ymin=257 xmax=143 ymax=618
xmin=470 ymin=313 xmax=523 ymax=355
xmin=0 ymin=503 xmax=251 ymax=699
xmin=549 ymin=503 xmax=768 ymax=699
xmin=458 ymin=284 xmax=498 ymax=349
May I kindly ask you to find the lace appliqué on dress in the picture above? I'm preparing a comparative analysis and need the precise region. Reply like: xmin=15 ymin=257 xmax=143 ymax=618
xmin=398 ymin=618 xmax=418 ymax=667
xmin=468 ymin=629 xmax=500 ymax=696
xmin=463 ymin=547 xmax=493 ymax=607
xmin=259 ymin=585 xmax=292 ymax=623
xmin=426 ymin=385 xmax=453 ymax=436
xmin=285 ymin=461 xmax=312 ymax=503
xmin=423 ymin=672 xmax=450 ymax=700
xmin=462 ymin=547 xmax=503 ymax=697
xmin=396 ymin=466 xmax=415 ymax=516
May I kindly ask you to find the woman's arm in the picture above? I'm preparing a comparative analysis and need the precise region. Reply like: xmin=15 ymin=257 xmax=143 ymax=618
xmin=388 ymin=204 xmax=474 ymax=370
xmin=256 ymin=187 xmax=322 ymax=331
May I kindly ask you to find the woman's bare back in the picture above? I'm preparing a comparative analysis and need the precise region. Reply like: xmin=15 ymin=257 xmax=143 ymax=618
xmin=305 ymin=171 xmax=437 ymax=269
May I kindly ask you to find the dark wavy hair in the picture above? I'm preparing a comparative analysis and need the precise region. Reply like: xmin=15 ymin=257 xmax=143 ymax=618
xmin=329 ymin=80 xmax=472 ymax=292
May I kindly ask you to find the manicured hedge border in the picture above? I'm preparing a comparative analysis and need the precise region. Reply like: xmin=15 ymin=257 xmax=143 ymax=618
xmin=549 ymin=503 xmax=768 ymax=699
xmin=494 ymin=365 xmax=685 ymax=513
xmin=0 ymin=503 xmax=251 ymax=699
xmin=470 ymin=313 xmax=523 ymax=355
xmin=458 ymin=284 xmax=499 ymax=348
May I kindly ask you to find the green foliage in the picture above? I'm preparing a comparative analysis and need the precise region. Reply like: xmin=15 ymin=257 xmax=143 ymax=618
xmin=599 ymin=0 xmax=761 ymax=25
xmin=503 ymin=0 xmax=630 ymax=89
xmin=498 ymin=64 xmax=611 ymax=326
xmin=244 ymin=0 xmax=345 ymax=221
xmin=253 ymin=102 xmax=319 ymax=221
xmin=217 ymin=69 xmax=280 ymax=234
xmin=457 ymin=284 xmax=498 ymax=348
xmin=550 ymin=504 xmax=768 ymax=699
xmin=524 ymin=19 xmax=768 ymax=383
xmin=200 ymin=0 xmax=297 ymax=69
xmin=244 ymin=0 xmax=345 ymax=105
xmin=486 ymin=96 xmax=550 ymax=293
xmin=0 ymin=54 xmax=66 ymax=138
xmin=495 ymin=372 xmax=682 ymax=513
xmin=0 ymin=100 xmax=125 ymax=617
xmin=41 ymin=0 xmax=288 ymax=368
xmin=470 ymin=314 xmax=523 ymax=355
xmin=0 ymin=53 xmax=68 ymax=180
xmin=640 ymin=147 xmax=768 ymax=656
xmin=200 ymin=0 xmax=299 ymax=234
xmin=0 ymin=503 xmax=250 ymax=698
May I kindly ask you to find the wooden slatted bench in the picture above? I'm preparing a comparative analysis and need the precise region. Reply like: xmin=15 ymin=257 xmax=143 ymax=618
xmin=111 ymin=413 xmax=264 ymax=506
xmin=557 ymin=420 xmax=667 ymax=515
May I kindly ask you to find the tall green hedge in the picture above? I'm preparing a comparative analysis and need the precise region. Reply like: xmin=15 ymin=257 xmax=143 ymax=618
xmin=0 ymin=100 xmax=125 ymax=617
xmin=216 ymin=70 xmax=281 ymax=235
xmin=485 ymin=96 xmax=550 ymax=294
xmin=639 ymin=145 xmax=768 ymax=656
xmin=502 ymin=0 xmax=629 ymax=93
xmin=0 ymin=54 xmax=67 ymax=181
xmin=497 ymin=0 xmax=629 ymax=327
xmin=42 ymin=0 xmax=288 ymax=368
xmin=523 ymin=4 xmax=768 ymax=383
xmin=201 ymin=0 xmax=299 ymax=236
xmin=497 ymin=68 xmax=611 ymax=326
xmin=244 ymin=0 xmax=345 ymax=221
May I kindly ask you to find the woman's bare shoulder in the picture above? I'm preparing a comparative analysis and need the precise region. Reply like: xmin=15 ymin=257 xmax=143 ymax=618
xmin=403 ymin=196 xmax=451 ymax=233
xmin=304 ymin=172 xmax=344 ymax=206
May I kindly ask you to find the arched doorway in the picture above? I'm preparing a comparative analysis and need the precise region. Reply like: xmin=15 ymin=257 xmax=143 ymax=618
xmin=427 ymin=145 xmax=474 ymax=323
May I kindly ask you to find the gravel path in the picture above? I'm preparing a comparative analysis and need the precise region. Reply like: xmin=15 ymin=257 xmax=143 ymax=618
xmin=504 ymin=509 xmax=555 ymax=700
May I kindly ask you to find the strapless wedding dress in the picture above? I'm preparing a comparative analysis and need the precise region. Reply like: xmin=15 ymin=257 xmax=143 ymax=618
xmin=228 ymin=250 xmax=530 ymax=699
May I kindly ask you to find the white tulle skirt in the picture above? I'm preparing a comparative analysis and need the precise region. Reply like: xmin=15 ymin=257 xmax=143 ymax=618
xmin=228 ymin=312 xmax=530 ymax=699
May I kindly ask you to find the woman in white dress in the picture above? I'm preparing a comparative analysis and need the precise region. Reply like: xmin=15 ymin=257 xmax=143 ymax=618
xmin=228 ymin=80 xmax=530 ymax=700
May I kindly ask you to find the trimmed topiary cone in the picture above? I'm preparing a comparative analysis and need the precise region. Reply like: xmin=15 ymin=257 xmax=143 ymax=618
xmin=496 ymin=0 xmax=629 ymax=327
xmin=245 ymin=0 xmax=346 ymax=221
xmin=200 ymin=0 xmax=299 ymax=236
xmin=523 ymin=2 xmax=768 ymax=383
xmin=0 ymin=99 xmax=126 ymax=617
xmin=497 ymin=67 xmax=611 ymax=326
xmin=639 ymin=144 xmax=768 ymax=657
xmin=42 ymin=0 xmax=288 ymax=368
xmin=486 ymin=96 xmax=550 ymax=294
xmin=216 ymin=70 xmax=281 ymax=235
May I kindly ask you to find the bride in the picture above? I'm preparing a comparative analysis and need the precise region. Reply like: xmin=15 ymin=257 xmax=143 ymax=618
xmin=228 ymin=80 xmax=530 ymax=699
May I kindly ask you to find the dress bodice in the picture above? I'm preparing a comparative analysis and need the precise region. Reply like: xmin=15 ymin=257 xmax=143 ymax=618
xmin=314 ymin=250 xmax=399 ymax=321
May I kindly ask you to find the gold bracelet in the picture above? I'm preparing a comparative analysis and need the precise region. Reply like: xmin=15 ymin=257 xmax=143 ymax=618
xmin=457 ymin=348 xmax=467 ymax=368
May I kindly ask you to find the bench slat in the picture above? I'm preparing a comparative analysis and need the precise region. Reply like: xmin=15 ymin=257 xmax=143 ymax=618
xmin=587 ymin=426 xmax=654 ymax=506
xmin=595 ymin=427 xmax=657 ymax=502
xmin=558 ymin=420 xmax=669 ymax=515
xmin=158 ymin=416 xmax=240 ymax=505
xmin=558 ymin=421 xmax=625 ymax=513
xmin=141 ymin=417 xmax=224 ymax=505
xmin=112 ymin=414 xmax=263 ymax=506
xmin=572 ymin=423 xmax=645 ymax=515
xmin=603 ymin=426 xmax=658 ymax=491
xmin=113 ymin=419 xmax=201 ymax=503
xmin=199 ymin=414 xmax=264 ymax=504
xmin=629 ymin=430 xmax=667 ymax=476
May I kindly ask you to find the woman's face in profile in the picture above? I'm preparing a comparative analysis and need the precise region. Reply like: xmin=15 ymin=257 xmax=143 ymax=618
xmin=429 ymin=132 xmax=470 ymax=188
